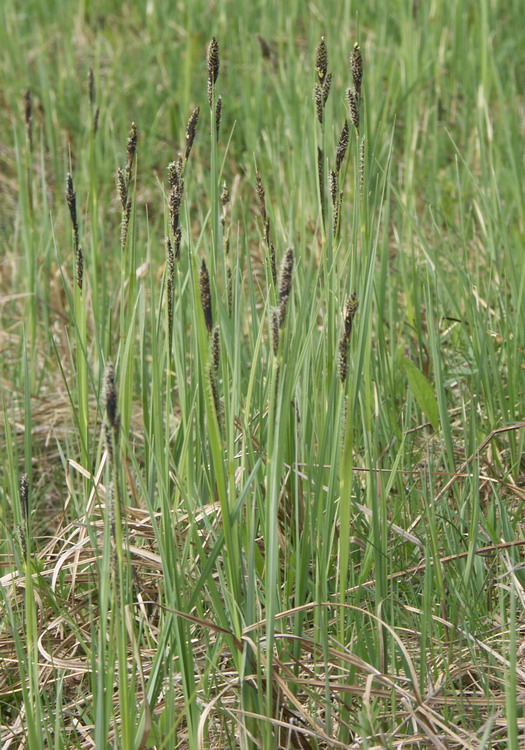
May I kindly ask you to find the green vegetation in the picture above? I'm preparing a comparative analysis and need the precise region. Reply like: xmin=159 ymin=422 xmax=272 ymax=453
xmin=1 ymin=0 xmax=524 ymax=747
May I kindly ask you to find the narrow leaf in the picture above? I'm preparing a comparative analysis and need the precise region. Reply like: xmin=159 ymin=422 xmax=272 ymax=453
xmin=402 ymin=358 xmax=440 ymax=431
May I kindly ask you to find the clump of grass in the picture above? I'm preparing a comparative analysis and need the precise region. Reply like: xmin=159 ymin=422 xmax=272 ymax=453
xmin=2 ymin=11 xmax=524 ymax=750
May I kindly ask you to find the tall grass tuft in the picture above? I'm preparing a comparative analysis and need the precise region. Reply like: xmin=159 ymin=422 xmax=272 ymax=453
xmin=1 ymin=8 xmax=524 ymax=749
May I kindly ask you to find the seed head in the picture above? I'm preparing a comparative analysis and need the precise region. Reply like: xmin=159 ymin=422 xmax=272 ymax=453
xmin=322 ymin=72 xmax=332 ymax=105
xmin=270 ymin=307 xmax=280 ymax=356
xmin=19 ymin=473 xmax=29 ymax=521
xmin=209 ymin=365 xmax=221 ymax=429
xmin=167 ymin=160 xmax=180 ymax=190
xmin=104 ymin=362 xmax=120 ymax=433
xmin=199 ymin=259 xmax=213 ymax=333
xmin=215 ymin=95 xmax=222 ymax=141
xmin=278 ymin=248 xmax=294 ymax=301
xmin=116 ymin=168 xmax=127 ymax=209
xmin=256 ymin=171 xmax=266 ymax=221
xmin=169 ymin=177 xmax=184 ymax=236
xmin=207 ymin=37 xmax=220 ymax=106
xmin=106 ymin=478 xmax=116 ymax=541
xmin=336 ymin=120 xmax=349 ymax=173
xmin=343 ymin=292 xmax=359 ymax=340
xmin=351 ymin=42 xmax=363 ymax=97
xmin=88 ymin=68 xmax=95 ymax=105
xmin=279 ymin=295 xmax=289 ymax=329
xmin=347 ymin=88 xmax=359 ymax=132
xmin=338 ymin=293 xmax=358 ymax=383
xmin=329 ymin=170 xmax=338 ymax=207
xmin=278 ymin=248 xmax=294 ymax=328
xmin=66 ymin=173 xmax=81 ymax=272
xmin=264 ymin=217 xmax=271 ymax=248
xmin=176 ymin=154 xmax=184 ymax=177
xmin=211 ymin=324 xmax=220 ymax=372
xmin=66 ymin=173 xmax=78 ymax=232
xmin=314 ymin=83 xmax=323 ymax=125
xmin=207 ymin=37 xmax=220 ymax=83
xmin=185 ymin=106 xmax=200 ymax=161
xmin=317 ymin=147 xmax=324 ymax=198
xmin=167 ymin=239 xmax=174 ymax=348
xmin=257 ymin=33 xmax=272 ymax=60
xmin=174 ymin=226 xmax=182 ymax=260
xmin=332 ymin=193 xmax=341 ymax=238
xmin=269 ymin=242 xmax=277 ymax=286
xmin=24 ymin=89 xmax=32 ymax=128
xmin=167 ymin=237 xmax=175 ymax=280
xmin=126 ymin=122 xmax=138 ymax=179
xmin=315 ymin=36 xmax=328 ymax=82
xmin=338 ymin=336 xmax=349 ymax=383
xmin=221 ymin=182 xmax=230 ymax=206
xmin=120 ymin=198 xmax=132 ymax=251
xmin=76 ymin=246 xmax=84 ymax=290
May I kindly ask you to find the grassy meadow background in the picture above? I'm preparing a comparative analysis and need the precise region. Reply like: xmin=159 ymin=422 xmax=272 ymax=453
xmin=0 ymin=0 xmax=524 ymax=747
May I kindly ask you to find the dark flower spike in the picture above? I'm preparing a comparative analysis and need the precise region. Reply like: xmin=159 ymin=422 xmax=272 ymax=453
xmin=199 ymin=259 xmax=213 ymax=333
xmin=315 ymin=36 xmax=328 ymax=82
xmin=185 ymin=107 xmax=200 ymax=161
xmin=351 ymin=42 xmax=363 ymax=97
